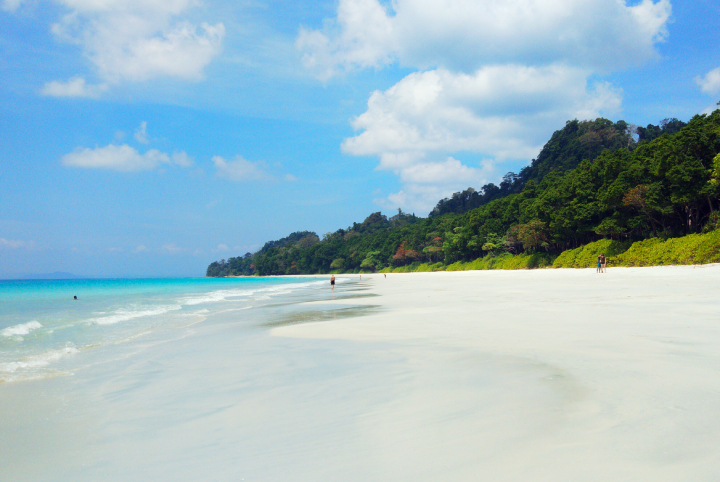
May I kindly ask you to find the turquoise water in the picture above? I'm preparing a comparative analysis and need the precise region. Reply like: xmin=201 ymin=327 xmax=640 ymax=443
xmin=0 ymin=277 xmax=329 ymax=382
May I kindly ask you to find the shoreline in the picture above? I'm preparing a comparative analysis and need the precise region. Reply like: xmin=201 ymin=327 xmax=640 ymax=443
xmin=3 ymin=266 xmax=720 ymax=480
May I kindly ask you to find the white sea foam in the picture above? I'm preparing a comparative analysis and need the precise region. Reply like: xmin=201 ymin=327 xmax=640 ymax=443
xmin=89 ymin=305 xmax=182 ymax=325
xmin=180 ymin=289 xmax=255 ymax=306
xmin=178 ymin=280 xmax=329 ymax=307
xmin=0 ymin=278 xmax=343 ymax=383
xmin=1 ymin=321 xmax=43 ymax=337
xmin=0 ymin=345 xmax=78 ymax=375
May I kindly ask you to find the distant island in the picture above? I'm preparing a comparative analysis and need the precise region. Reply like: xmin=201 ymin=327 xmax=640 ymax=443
xmin=208 ymin=112 xmax=720 ymax=276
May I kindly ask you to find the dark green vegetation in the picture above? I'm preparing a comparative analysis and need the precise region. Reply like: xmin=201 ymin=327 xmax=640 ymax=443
xmin=429 ymin=118 xmax=639 ymax=217
xmin=207 ymin=112 xmax=720 ymax=277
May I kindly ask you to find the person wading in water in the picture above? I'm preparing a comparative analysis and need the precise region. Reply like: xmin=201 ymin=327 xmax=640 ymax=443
xmin=330 ymin=274 xmax=335 ymax=291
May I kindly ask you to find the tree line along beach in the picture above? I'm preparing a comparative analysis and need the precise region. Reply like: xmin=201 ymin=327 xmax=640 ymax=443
xmin=207 ymin=114 xmax=720 ymax=277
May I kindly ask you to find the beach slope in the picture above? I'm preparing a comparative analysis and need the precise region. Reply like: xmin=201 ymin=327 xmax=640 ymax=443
xmin=274 ymin=267 xmax=720 ymax=480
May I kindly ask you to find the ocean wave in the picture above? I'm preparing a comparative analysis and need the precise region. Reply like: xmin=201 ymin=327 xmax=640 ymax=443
xmin=178 ymin=279 xmax=330 ymax=307
xmin=180 ymin=289 xmax=255 ymax=306
xmin=88 ymin=305 xmax=182 ymax=325
xmin=1 ymin=321 xmax=43 ymax=337
xmin=0 ymin=345 xmax=78 ymax=375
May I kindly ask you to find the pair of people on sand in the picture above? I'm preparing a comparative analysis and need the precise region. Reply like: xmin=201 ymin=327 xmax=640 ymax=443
xmin=597 ymin=254 xmax=607 ymax=273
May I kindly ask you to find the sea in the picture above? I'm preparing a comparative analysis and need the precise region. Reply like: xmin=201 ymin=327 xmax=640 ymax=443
xmin=0 ymin=276 xmax=341 ymax=383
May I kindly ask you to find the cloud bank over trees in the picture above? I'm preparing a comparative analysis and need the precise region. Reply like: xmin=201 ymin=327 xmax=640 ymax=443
xmin=298 ymin=0 xmax=672 ymax=211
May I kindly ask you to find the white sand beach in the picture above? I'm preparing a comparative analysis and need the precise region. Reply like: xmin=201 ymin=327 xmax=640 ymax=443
xmin=275 ymin=266 xmax=720 ymax=480
xmin=2 ymin=266 xmax=720 ymax=481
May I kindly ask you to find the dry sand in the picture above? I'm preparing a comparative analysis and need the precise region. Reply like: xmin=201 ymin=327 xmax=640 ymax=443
xmin=274 ymin=266 xmax=720 ymax=480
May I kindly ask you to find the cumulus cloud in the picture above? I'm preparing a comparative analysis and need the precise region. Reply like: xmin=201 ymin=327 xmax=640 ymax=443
xmin=171 ymin=151 xmax=193 ymax=167
xmin=29 ymin=0 xmax=225 ymax=93
xmin=61 ymin=144 xmax=192 ymax=172
xmin=343 ymin=65 xmax=622 ymax=210
xmin=134 ymin=121 xmax=150 ymax=144
xmin=40 ymin=76 xmax=108 ymax=98
xmin=213 ymin=155 xmax=271 ymax=181
xmin=344 ymin=66 xmax=622 ymax=164
xmin=696 ymin=67 xmax=720 ymax=95
xmin=375 ymin=157 xmax=498 ymax=212
xmin=297 ymin=0 xmax=396 ymax=81
xmin=1 ymin=0 xmax=23 ymax=12
xmin=298 ymin=0 xmax=671 ymax=79
xmin=299 ymin=0 xmax=668 ymax=211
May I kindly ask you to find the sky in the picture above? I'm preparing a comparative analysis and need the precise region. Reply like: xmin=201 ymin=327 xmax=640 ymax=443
xmin=1 ymin=0 xmax=719 ymax=278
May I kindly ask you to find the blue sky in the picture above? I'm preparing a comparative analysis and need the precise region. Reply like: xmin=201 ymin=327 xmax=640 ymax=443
xmin=1 ymin=0 xmax=719 ymax=277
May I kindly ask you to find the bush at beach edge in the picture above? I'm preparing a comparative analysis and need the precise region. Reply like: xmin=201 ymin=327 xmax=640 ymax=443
xmin=363 ymin=230 xmax=720 ymax=273
xmin=609 ymin=230 xmax=720 ymax=267
xmin=553 ymin=231 xmax=720 ymax=268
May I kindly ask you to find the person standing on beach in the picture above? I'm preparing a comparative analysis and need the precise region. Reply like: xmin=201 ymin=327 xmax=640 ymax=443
xmin=601 ymin=254 xmax=607 ymax=273
xmin=597 ymin=254 xmax=603 ymax=273
xmin=330 ymin=275 xmax=335 ymax=290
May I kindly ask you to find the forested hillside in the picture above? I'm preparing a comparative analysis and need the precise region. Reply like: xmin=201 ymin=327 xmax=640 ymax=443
xmin=207 ymin=112 xmax=720 ymax=277
xmin=428 ymin=117 xmax=686 ymax=217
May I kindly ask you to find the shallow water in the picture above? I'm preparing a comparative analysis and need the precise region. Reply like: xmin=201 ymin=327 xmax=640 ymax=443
xmin=0 ymin=277 xmax=343 ymax=382
xmin=0 ymin=275 xmax=383 ymax=481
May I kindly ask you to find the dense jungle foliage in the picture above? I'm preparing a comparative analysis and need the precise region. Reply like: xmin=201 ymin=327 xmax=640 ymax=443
xmin=207 ymin=111 xmax=720 ymax=277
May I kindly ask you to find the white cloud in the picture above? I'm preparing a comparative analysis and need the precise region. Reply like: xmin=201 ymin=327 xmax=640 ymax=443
xmin=1 ymin=0 xmax=23 ymax=12
xmin=298 ymin=0 xmax=664 ymax=212
xmin=345 ymin=65 xmax=622 ymax=211
xmin=171 ymin=151 xmax=193 ymax=167
xmin=40 ymin=76 xmax=108 ymax=98
xmin=701 ymin=104 xmax=719 ymax=116
xmin=297 ymin=0 xmax=396 ymax=81
xmin=134 ymin=121 xmax=150 ymax=144
xmin=344 ymin=66 xmax=622 ymax=162
xmin=696 ymin=67 xmax=720 ymax=95
xmin=297 ymin=0 xmax=671 ymax=79
xmin=375 ymin=158 xmax=498 ymax=213
xmin=132 ymin=244 xmax=149 ymax=253
xmin=0 ymin=238 xmax=28 ymax=249
xmin=213 ymin=155 xmax=271 ymax=182
xmin=211 ymin=244 xmax=229 ymax=253
xmin=61 ymin=144 xmax=192 ymax=172
xmin=41 ymin=0 xmax=224 ymax=89
xmin=161 ymin=243 xmax=184 ymax=254
xmin=284 ymin=173 xmax=298 ymax=181
xmin=62 ymin=144 xmax=169 ymax=171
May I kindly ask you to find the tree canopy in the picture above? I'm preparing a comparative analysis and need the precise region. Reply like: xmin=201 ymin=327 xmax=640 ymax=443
xmin=207 ymin=111 xmax=720 ymax=277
